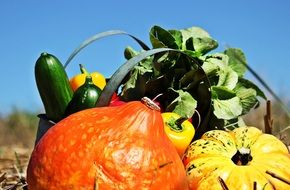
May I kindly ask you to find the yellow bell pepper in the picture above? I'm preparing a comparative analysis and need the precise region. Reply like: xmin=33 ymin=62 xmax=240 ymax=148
xmin=69 ymin=64 xmax=106 ymax=91
xmin=161 ymin=112 xmax=195 ymax=158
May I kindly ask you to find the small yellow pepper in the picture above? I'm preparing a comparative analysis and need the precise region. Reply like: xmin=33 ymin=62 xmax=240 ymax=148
xmin=69 ymin=64 xmax=106 ymax=92
xmin=161 ymin=112 xmax=195 ymax=158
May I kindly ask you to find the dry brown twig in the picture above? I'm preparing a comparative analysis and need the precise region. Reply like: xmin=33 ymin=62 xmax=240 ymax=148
xmin=264 ymin=100 xmax=274 ymax=134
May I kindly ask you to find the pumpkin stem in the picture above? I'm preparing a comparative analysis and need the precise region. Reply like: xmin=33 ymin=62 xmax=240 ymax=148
xmin=231 ymin=147 xmax=252 ymax=166
xmin=141 ymin=97 xmax=160 ymax=111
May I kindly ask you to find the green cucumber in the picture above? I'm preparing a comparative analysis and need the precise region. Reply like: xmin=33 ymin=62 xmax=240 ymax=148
xmin=35 ymin=52 xmax=73 ymax=122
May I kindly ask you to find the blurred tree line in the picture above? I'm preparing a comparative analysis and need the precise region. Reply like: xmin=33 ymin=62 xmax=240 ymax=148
xmin=0 ymin=109 xmax=38 ymax=148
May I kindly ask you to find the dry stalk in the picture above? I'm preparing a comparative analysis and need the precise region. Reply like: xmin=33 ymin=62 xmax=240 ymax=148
xmin=264 ymin=100 xmax=274 ymax=134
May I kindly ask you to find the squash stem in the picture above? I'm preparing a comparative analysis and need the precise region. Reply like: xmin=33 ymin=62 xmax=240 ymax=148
xmin=79 ymin=64 xmax=90 ymax=75
xmin=231 ymin=147 xmax=252 ymax=166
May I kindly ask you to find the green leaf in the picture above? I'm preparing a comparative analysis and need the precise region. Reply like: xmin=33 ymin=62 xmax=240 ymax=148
xmin=180 ymin=26 xmax=217 ymax=51
xmin=179 ymin=68 xmax=203 ymax=89
xmin=224 ymin=48 xmax=247 ymax=77
xmin=145 ymin=75 xmax=170 ymax=97
xmin=235 ymin=86 xmax=258 ymax=114
xmin=124 ymin=46 xmax=138 ymax=60
xmin=120 ymin=61 xmax=153 ymax=101
xmin=202 ymin=53 xmax=238 ymax=90
xmin=166 ymin=88 xmax=197 ymax=118
xmin=185 ymin=37 xmax=218 ymax=55
xmin=204 ymin=53 xmax=229 ymax=70
xmin=224 ymin=117 xmax=245 ymax=131
xmin=168 ymin=29 xmax=183 ymax=49
xmin=201 ymin=58 xmax=219 ymax=75
xmin=152 ymin=52 xmax=178 ymax=75
xmin=180 ymin=26 xmax=211 ymax=40
xmin=211 ymin=86 xmax=236 ymax=100
xmin=183 ymin=50 xmax=202 ymax=58
xmin=217 ymin=66 xmax=238 ymax=90
xmin=213 ymin=97 xmax=243 ymax=120
xmin=236 ymin=78 xmax=266 ymax=99
xmin=149 ymin=26 xmax=179 ymax=49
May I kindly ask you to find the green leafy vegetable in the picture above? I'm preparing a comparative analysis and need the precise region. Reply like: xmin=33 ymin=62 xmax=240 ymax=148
xmin=236 ymin=78 xmax=266 ymax=99
xmin=120 ymin=56 xmax=153 ymax=101
xmin=217 ymin=66 xmax=238 ymax=90
xmin=186 ymin=37 xmax=218 ymax=55
xmin=166 ymin=88 xmax=197 ymax=118
xmin=235 ymin=86 xmax=258 ymax=114
xmin=203 ymin=53 xmax=229 ymax=74
xmin=119 ymin=25 xmax=266 ymax=138
xmin=211 ymin=86 xmax=236 ymax=100
xmin=213 ymin=97 xmax=243 ymax=120
xmin=180 ymin=27 xmax=211 ymax=43
xmin=180 ymin=26 xmax=218 ymax=54
xmin=150 ymin=26 xmax=180 ymax=49
xmin=224 ymin=48 xmax=247 ymax=77
xmin=168 ymin=30 xmax=183 ymax=49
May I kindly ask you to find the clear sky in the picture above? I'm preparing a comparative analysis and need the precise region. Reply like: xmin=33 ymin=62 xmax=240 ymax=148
xmin=0 ymin=0 xmax=290 ymax=114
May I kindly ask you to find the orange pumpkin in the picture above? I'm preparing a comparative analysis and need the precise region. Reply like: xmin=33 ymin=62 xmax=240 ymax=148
xmin=27 ymin=100 xmax=188 ymax=190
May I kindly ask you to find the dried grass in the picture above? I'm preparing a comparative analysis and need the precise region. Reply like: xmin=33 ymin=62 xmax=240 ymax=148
xmin=0 ymin=147 xmax=31 ymax=190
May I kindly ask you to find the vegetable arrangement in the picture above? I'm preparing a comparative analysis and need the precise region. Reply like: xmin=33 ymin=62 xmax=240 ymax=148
xmin=28 ymin=25 xmax=290 ymax=190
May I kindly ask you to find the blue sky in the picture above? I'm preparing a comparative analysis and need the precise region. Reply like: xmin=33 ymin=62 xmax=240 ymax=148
xmin=0 ymin=0 xmax=290 ymax=114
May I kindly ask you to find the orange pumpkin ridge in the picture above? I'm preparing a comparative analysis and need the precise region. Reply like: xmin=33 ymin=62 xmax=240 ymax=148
xmin=27 ymin=101 xmax=188 ymax=190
